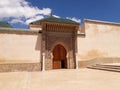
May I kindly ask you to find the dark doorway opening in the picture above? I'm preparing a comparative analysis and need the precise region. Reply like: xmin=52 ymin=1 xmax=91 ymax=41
xmin=61 ymin=60 xmax=66 ymax=68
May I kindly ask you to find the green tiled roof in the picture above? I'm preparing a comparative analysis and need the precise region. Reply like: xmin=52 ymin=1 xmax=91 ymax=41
xmin=0 ymin=22 xmax=12 ymax=28
xmin=30 ymin=16 xmax=79 ymax=25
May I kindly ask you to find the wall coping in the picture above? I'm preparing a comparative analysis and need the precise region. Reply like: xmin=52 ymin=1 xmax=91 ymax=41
xmin=85 ymin=19 xmax=120 ymax=26
xmin=0 ymin=27 xmax=41 ymax=35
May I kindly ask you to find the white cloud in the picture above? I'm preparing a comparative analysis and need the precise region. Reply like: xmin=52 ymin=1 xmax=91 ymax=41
xmin=0 ymin=0 xmax=51 ymax=25
xmin=53 ymin=15 xmax=60 ymax=18
xmin=26 ymin=16 xmax=44 ymax=24
xmin=10 ymin=18 xmax=25 ymax=24
xmin=0 ymin=0 xmax=81 ymax=27
xmin=66 ymin=17 xmax=81 ymax=23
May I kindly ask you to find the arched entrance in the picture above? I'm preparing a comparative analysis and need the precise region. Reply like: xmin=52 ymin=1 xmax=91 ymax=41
xmin=52 ymin=44 xmax=67 ymax=69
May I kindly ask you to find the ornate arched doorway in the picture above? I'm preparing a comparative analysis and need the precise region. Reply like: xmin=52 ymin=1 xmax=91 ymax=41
xmin=52 ymin=44 xmax=67 ymax=69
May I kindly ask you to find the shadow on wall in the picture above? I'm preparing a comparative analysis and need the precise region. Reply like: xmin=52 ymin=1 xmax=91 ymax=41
xmin=35 ymin=34 xmax=42 ymax=69
xmin=35 ymin=34 xmax=41 ymax=50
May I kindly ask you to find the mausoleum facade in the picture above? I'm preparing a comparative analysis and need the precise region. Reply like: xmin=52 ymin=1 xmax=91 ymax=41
xmin=0 ymin=16 xmax=120 ymax=71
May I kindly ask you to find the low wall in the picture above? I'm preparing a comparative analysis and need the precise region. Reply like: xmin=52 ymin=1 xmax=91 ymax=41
xmin=0 ymin=63 xmax=41 ymax=72
xmin=78 ymin=58 xmax=120 ymax=68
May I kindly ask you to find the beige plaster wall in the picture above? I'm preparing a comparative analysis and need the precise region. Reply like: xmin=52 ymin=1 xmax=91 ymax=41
xmin=30 ymin=27 xmax=42 ymax=31
xmin=29 ymin=24 xmax=42 ymax=31
xmin=0 ymin=33 xmax=41 ymax=64
xmin=77 ymin=21 xmax=120 ymax=61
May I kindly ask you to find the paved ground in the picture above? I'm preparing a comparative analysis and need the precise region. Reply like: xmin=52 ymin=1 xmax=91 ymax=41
xmin=0 ymin=68 xmax=120 ymax=90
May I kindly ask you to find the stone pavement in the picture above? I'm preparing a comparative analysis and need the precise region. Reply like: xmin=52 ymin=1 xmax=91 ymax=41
xmin=0 ymin=69 xmax=120 ymax=90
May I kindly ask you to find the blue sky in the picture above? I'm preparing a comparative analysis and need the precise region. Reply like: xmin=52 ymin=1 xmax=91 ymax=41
xmin=34 ymin=0 xmax=120 ymax=21
xmin=0 ymin=0 xmax=120 ymax=28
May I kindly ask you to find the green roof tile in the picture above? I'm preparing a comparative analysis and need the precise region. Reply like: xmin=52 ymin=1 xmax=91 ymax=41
xmin=0 ymin=22 xmax=12 ymax=28
xmin=30 ymin=16 xmax=79 ymax=25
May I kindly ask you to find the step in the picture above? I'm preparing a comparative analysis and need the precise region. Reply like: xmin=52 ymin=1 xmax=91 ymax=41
xmin=87 ymin=64 xmax=120 ymax=72
xmin=95 ymin=64 xmax=120 ymax=68
xmin=90 ymin=65 xmax=120 ymax=69
xmin=88 ymin=66 xmax=120 ymax=72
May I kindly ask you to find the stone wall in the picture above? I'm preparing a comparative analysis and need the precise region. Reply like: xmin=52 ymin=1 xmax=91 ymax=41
xmin=77 ymin=20 xmax=120 ymax=67
xmin=0 ymin=63 xmax=41 ymax=72
xmin=78 ymin=58 xmax=120 ymax=68
xmin=0 ymin=33 xmax=41 ymax=64
xmin=0 ymin=29 xmax=42 ymax=71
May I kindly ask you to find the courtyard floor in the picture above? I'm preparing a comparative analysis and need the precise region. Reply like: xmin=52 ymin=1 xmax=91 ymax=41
xmin=0 ymin=68 xmax=120 ymax=90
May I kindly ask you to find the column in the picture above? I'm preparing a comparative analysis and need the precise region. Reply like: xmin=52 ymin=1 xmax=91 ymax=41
xmin=42 ymin=53 xmax=45 ymax=71
xmin=76 ymin=53 xmax=79 ymax=69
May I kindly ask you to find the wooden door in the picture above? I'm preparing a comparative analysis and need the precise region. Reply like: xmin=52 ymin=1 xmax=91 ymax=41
xmin=53 ymin=44 xmax=67 ymax=69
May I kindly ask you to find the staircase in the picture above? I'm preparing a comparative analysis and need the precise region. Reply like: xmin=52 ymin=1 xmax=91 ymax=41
xmin=87 ymin=64 xmax=120 ymax=72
